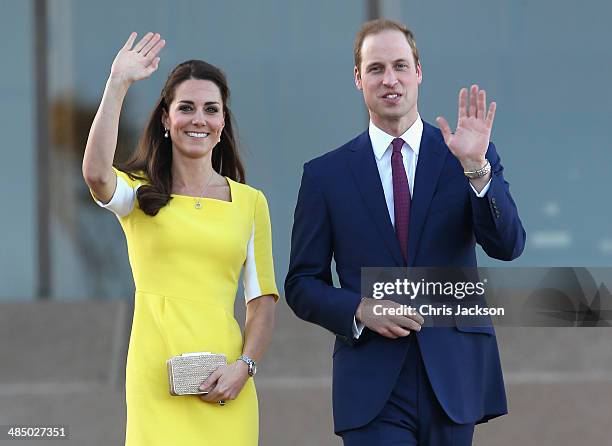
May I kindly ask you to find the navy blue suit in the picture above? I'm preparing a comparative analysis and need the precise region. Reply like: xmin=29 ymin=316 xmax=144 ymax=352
xmin=285 ymin=121 xmax=526 ymax=435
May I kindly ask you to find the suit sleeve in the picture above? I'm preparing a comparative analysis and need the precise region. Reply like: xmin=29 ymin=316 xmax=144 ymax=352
xmin=470 ymin=142 xmax=526 ymax=260
xmin=284 ymin=163 xmax=363 ymax=340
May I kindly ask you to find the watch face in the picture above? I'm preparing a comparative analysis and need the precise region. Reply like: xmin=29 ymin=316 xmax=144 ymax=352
xmin=251 ymin=363 xmax=257 ymax=376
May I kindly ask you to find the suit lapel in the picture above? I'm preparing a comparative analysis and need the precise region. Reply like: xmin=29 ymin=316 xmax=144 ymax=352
xmin=347 ymin=131 xmax=405 ymax=267
xmin=407 ymin=122 xmax=448 ymax=266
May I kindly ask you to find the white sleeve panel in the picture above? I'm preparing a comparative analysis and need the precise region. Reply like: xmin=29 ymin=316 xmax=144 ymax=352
xmin=93 ymin=175 xmax=138 ymax=218
xmin=243 ymin=223 xmax=261 ymax=303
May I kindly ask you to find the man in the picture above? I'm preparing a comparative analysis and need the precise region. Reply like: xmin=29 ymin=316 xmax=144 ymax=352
xmin=285 ymin=19 xmax=525 ymax=446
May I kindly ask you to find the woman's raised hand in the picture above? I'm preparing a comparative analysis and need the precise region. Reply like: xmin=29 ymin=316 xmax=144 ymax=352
xmin=110 ymin=32 xmax=166 ymax=85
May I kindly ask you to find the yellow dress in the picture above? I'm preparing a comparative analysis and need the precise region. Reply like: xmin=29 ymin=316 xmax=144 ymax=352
xmin=93 ymin=167 xmax=279 ymax=445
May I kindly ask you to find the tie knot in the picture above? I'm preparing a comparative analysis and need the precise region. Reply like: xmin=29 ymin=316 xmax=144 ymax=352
xmin=391 ymin=138 xmax=405 ymax=153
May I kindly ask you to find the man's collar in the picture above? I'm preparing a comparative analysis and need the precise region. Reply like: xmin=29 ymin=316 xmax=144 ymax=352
xmin=369 ymin=115 xmax=423 ymax=160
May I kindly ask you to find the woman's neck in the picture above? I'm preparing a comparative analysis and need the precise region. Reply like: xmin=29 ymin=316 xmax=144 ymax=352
xmin=170 ymin=152 xmax=217 ymax=194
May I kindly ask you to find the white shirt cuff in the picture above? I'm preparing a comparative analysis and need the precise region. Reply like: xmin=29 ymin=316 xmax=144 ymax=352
xmin=469 ymin=178 xmax=492 ymax=198
xmin=352 ymin=316 xmax=365 ymax=339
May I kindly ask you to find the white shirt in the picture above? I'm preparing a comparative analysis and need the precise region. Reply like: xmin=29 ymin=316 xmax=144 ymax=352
xmin=370 ymin=117 xmax=422 ymax=226
xmin=352 ymin=116 xmax=491 ymax=338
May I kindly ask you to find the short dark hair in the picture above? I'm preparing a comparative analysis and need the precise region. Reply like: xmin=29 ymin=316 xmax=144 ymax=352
xmin=354 ymin=19 xmax=420 ymax=73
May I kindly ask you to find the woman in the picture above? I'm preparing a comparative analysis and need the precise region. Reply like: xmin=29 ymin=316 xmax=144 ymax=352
xmin=82 ymin=32 xmax=278 ymax=445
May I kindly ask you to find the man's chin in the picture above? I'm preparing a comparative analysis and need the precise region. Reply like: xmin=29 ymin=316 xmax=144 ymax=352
xmin=377 ymin=110 xmax=409 ymax=122
xmin=369 ymin=102 xmax=405 ymax=115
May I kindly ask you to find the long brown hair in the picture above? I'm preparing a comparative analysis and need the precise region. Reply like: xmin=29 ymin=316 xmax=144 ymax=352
xmin=117 ymin=60 xmax=245 ymax=216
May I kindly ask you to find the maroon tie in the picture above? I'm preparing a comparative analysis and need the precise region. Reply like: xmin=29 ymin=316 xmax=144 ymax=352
xmin=391 ymin=137 xmax=411 ymax=264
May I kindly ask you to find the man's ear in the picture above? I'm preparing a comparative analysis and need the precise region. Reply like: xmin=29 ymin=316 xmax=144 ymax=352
xmin=354 ymin=66 xmax=363 ymax=91
xmin=416 ymin=62 xmax=423 ymax=85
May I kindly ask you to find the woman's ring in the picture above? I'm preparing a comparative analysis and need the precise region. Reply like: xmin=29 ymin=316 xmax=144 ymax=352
xmin=219 ymin=400 xmax=226 ymax=406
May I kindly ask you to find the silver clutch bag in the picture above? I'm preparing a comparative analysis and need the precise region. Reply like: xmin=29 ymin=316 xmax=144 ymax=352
xmin=167 ymin=352 xmax=227 ymax=396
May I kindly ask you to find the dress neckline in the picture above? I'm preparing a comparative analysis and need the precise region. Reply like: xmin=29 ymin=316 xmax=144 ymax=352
xmin=170 ymin=176 xmax=234 ymax=204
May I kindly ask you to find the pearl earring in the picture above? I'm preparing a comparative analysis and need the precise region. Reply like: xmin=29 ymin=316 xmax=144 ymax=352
xmin=164 ymin=128 xmax=169 ymax=138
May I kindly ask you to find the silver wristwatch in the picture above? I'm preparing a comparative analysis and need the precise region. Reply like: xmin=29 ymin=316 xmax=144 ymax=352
xmin=464 ymin=159 xmax=491 ymax=179
xmin=237 ymin=354 xmax=257 ymax=377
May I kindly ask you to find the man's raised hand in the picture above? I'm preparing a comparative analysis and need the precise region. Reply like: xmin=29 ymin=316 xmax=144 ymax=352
xmin=436 ymin=85 xmax=496 ymax=172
